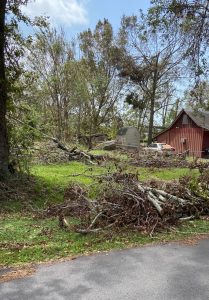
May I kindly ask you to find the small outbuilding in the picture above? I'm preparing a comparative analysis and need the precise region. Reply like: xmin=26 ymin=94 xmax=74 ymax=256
xmin=116 ymin=127 xmax=140 ymax=149
xmin=155 ymin=109 xmax=209 ymax=158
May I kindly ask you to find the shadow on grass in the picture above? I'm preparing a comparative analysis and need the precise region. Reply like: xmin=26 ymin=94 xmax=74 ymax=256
xmin=0 ymin=161 xmax=111 ymax=213
xmin=0 ymin=173 xmax=67 ymax=213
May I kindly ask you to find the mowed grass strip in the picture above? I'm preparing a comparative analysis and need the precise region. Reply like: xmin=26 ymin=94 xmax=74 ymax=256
xmin=1 ymin=214 xmax=209 ymax=267
xmin=32 ymin=161 xmax=199 ymax=186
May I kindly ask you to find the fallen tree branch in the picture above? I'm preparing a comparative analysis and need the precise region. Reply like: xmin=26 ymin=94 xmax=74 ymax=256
xmin=147 ymin=192 xmax=163 ymax=216
xmin=145 ymin=187 xmax=186 ymax=204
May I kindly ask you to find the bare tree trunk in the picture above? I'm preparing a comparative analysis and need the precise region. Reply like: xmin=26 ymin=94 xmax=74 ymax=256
xmin=162 ymin=97 xmax=169 ymax=127
xmin=56 ymin=95 xmax=62 ymax=140
xmin=137 ymin=108 xmax=143 ymax=129
xmin=174 ymin=98 xmax=180 ymax=119
xmin=63 ymin=97 xmax=69 ymax=141
xmin=0 ymin=0 xmax=9 ymax=178
xmin=147 ymin=56 xmax=159 ymax=145
xmin=88 ymin=112 xmax=93 ymax=150
xmin=139 ymin=107 xmax=147 ymax=138
xmin=147 ymin=97 xmax=155 ymax=145
xmin=77 ymin=103 xmax=81 ymax=140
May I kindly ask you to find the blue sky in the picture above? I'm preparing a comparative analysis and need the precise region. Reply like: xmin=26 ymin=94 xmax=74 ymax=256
xmin=83 ymin=0 xmax=151 ymax=32
xmin=21 ymin=0 xmax=151 ymax=38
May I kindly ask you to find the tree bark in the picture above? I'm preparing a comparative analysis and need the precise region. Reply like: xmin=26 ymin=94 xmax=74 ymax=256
xmin=0 ymin=0 xmax=9 ymax=178
xmin=77 ymin=103 xmax=81 ymax=141
xmin=147 ymin=56 xmax=159 ymax=145
xmin=147 ymin=96 xmax=155 ymax=145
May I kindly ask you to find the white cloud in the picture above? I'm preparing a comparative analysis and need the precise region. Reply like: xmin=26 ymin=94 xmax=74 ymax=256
xmin=22 ymin=0 xmax=88 ymax=26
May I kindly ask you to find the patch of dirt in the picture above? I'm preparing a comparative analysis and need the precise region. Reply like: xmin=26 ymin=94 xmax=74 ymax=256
xmin=0 ymin=241 xmax=48 ymax=251
xmin=0 ymin=242 xmax=29 ymax=251
xmin=173 ymin=233 xmax=209 ymax=246
xmin=0 ymin=267 xmax=36 ymax=283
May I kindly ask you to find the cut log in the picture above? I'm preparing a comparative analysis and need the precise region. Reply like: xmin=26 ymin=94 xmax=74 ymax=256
xmin=147 ymin=192 xmax=163 ymax=215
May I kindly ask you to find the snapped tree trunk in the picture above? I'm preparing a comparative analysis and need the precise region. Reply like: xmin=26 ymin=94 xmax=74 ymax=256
xmin=0 ymin=0 xmax=9 ymax=178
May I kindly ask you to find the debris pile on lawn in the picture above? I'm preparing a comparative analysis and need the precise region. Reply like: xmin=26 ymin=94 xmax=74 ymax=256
xmin=94 ymin=140 xmax=116 ymax=151
xmin=44 ymin=172 xmax=209 ymax=234
xmin=43 ymin=185 xmax=90 ymax=218
xmin=130 ymin=155 xmax=209 ymax=169
xmin=33 ymin=141 xmax=69 ymax=164
xmin=33 ymin=140 xmax=106 ymax=164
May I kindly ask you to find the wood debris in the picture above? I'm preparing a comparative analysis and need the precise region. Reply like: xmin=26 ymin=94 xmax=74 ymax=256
xmin=33 ymin=140 xmax=106 ymax=164
xmin=43 ymin=172 xmax=209 ymax=235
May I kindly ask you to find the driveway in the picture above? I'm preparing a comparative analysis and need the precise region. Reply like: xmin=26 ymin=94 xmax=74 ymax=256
xmin=1 ymin=239 xmax=209 ymax=300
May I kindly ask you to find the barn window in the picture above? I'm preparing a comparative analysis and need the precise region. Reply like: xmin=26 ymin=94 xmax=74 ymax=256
xmin=182 ymin=114 xmax=189 ymax=125
xmin=180 ymin=138 xmax=186 ymax=144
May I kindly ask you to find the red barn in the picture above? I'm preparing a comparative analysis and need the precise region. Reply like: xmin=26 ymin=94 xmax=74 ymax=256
xmin=155 ymin=109 xmax=209 ymax=157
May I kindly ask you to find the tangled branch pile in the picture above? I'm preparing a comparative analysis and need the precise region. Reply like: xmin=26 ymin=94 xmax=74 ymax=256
xmin=130 ymin=156 xmax=209 ymax=170
xmin=44 ymin=172 xmax=209 ymax=234
xmin=33 ymin=140 xmax=106 ymax=164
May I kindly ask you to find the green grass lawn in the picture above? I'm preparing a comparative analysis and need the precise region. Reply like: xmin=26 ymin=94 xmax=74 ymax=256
xmin=1 ymin=214 xmax=209 ymax=267
xmin=137 ymin=167 xmax=199 ymax=181
xmin=0 ymin=160 xmax=207 ymax=268
xmin=32 ymin=161 xmax=198 ymax=188
xmin=32 ymin=161 xmax=107 ymax=186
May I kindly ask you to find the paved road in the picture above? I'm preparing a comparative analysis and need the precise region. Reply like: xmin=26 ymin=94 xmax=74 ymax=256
xmin=1 ymin=239 xmax=209 ymax=300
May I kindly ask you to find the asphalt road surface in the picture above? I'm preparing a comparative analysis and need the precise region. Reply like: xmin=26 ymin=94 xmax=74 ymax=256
xmin=1 ymin=239 xmax=209 ymax=300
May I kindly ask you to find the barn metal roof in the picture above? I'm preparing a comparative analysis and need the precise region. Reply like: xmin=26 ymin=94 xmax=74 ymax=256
xmin=154 ymin=109 xmax=209 ymax=139
xmin=186 ymin=110 xmax=209 ymax=130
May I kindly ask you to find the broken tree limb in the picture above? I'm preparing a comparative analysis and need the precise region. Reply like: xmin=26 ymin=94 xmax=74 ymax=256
xmin=147 ymin=192 xmax=163 ymax=216
xmin=87 ymin=212 xmax=104 ymax=230
xmin=9 ymin=116 xmax=106 ymax=164
xmin=59 ymin=215 xmax=102 ymax=234
xmin=145 ymin=187 xmax=186 ymax=204
xmin=75 ymin=228 xmax=102 ymax=234
xmin=136 ymin=182 xmax=145 ymax=193
xmin=179 ymin=216 xmax=195 ymax=221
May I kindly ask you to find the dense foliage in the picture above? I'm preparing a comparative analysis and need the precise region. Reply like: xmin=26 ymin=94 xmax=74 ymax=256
xmin=0 ymin=0 xmax=209 ymax=176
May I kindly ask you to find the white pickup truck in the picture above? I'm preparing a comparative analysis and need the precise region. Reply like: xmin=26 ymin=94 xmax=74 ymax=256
xmin=145 ymin=143 xmax=175 ymax=153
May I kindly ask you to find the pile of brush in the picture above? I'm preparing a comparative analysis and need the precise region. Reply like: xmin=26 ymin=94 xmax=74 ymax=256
xmin=43 ymin=172 xmax=209 ymax=234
